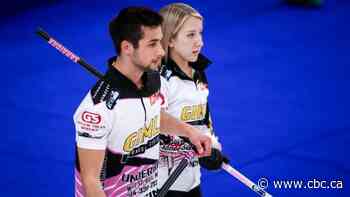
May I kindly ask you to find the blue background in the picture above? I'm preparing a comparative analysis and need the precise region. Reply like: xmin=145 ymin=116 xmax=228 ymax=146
xmin=1 ymin=0 xmax=349 ymax=196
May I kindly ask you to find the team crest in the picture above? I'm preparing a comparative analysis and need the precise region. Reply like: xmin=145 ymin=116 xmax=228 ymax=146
xmin=196 ymin=81 xmax=208 ymax=91
xmin=165 ymin=70 xmax=172 ymax=79
xmin=149 ymin=91 xmax=165 ymax=106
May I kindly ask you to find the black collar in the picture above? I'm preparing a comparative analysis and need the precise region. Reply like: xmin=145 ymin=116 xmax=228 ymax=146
xmin=104 ymin=57 xmax=160 ymax=98
xmin=163 ymin=54 xmax=212 ymax=81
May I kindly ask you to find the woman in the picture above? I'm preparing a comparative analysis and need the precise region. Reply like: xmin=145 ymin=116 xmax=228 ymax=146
xmin=158 ymin=3 xmax=228 ymax=197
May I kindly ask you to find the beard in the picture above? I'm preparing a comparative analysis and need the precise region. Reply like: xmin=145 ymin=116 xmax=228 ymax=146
xmin=132 ymin=51 xmax=161 ymax=72
xmin=134 ymin=62 xmax=159 ymax=72
xmin=149 ymin=58 xmax=162 ymax=71
xmin=135 ymin=59 xmax=162 ymax=72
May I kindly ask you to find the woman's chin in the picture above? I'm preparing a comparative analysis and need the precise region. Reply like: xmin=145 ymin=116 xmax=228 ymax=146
xmin=188 ymin=55 xmax=199 ymax=62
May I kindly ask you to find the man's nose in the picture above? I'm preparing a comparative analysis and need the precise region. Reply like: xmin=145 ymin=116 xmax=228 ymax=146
xmin=158 ymin=45 xmax=165 ymax=57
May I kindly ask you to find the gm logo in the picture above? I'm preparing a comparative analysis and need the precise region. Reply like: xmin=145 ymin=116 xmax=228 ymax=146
xmin=82 ymin=111 xmax=101 ymax=124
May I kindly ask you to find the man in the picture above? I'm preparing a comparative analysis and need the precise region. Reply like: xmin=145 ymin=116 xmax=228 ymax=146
xmin=74 ymin=7 xmax=211 ymax=197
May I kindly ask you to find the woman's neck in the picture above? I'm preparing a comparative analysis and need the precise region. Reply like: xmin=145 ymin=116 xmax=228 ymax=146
xmin=170 ymin=51 xmax=193 ymax=79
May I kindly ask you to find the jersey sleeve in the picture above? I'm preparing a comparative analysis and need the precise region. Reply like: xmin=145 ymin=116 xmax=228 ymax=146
xmin=206 ymin=108 xmax=222 ymax=150
xmin=160 ymin=76 xmax=170 ymax=109
xmin=204 ymin=73 xmax=222 ymax=150
xmin=73 ymin=91 xmax=113 ymax=150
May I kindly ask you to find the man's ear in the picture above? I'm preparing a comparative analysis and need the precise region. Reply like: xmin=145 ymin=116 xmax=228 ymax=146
xmin=120 ymin=40 xmax=134 ymax=55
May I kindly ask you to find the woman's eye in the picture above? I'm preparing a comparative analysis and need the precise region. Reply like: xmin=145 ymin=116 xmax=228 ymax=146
xmin=187 ymin=33 xmax=195 ymax=38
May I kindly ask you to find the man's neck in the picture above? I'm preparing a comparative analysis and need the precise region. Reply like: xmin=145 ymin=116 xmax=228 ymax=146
xmin=113 ymin=56 xmax=144 ymax=89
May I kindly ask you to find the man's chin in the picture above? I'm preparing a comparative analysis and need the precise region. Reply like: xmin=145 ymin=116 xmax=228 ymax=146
xmin=145 ymin=64 xmax=161 ymax=72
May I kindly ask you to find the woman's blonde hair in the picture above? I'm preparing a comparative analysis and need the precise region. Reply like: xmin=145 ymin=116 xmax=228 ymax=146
xmin=159 ymin=3 xmax=202 ymax=61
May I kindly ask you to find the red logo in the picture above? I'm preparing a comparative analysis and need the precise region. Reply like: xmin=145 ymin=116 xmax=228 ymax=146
xmin=149 ymin=91 xmax=165 ymax=105
xmin=197 ymin=82 xmax=208 ymax=91
xmin=159 ymin=93 xmax=165 ymax=105
xmin=82 ymin=111 xmax=101 ymax=124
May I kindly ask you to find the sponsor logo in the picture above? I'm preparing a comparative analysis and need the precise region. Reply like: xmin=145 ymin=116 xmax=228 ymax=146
xmin=77 ymin=111 xmax=106 ymax=138
xmin=160 ymin=138 xmax=195 ymax=153
xmin=82 ymin=111 xmax=101 ymax=124
xmin=180 ymin=104 xmax=206 ymax=121
xmin=77 ymin=131 xmax=106 ymax=139
xmin=123 ymin=116 xmax=160 ymax=153
xmin=122 ymin=164 xmax=158 ymax=183
xmin=48 ymin=38 xmax=79 ymax=63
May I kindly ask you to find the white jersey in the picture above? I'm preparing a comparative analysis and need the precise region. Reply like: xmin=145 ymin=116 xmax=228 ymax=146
xmin=74 ymin=58 xmax=168 ymax=197
xmin=158 ymin=55 xmax=219 ymax=192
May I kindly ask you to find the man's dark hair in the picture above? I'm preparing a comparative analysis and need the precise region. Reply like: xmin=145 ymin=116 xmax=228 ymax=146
xmin=109 ymin=7 xmax=163 ymax=54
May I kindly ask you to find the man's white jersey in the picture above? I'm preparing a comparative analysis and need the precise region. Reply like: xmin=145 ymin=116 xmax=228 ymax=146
xmin=158 ymin=54 xmax=219 ymax=192
xmin=74 ymin=57 xmax=167 ymax=197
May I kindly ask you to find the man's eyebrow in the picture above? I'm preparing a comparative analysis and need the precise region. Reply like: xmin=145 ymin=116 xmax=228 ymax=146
xmin=148 ymin=38 xmax=161 ymax=43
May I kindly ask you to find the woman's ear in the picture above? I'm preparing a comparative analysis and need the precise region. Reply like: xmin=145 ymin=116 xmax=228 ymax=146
xmin=169 ymin=37 xmax=175 ymax=48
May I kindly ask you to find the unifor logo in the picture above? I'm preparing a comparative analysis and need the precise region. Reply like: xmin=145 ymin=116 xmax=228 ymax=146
xmin=106 ymin=90 xmax=119 ymax=109
xmin=82 ymin=111 xmax=101 ymax=124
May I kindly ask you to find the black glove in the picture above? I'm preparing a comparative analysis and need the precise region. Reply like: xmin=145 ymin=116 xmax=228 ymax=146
xmin=199 ymin=148 xmax=229 ymax=170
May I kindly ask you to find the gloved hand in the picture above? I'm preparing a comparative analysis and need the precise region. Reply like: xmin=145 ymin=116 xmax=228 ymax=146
xmin=199 ymin=148 xmax=229 ymax=170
